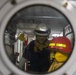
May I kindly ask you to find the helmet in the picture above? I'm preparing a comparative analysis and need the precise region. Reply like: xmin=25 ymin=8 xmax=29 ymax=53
xmin=49 ymin=37 xmax=72 ymax=54
xmin=34 ymin=23 xmax=51 ymax=36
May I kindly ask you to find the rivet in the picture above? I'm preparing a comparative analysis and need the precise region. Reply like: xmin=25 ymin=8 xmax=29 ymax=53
xmin=63 ymin=73 xmax=67 ymax=75
xmin=63 ymin=2 xmax=68 ymax=8
xmin=11 ymin=0 xmax=17 ymax=5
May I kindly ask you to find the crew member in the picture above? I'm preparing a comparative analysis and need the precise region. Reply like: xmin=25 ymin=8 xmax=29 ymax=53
xmin=48 ymin=36 xmax=72 ymax=72
xmin=19 ymin=23 xmax=52 ymax=73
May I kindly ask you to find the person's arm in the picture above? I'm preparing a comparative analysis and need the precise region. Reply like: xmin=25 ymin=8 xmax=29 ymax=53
xmin=19 ymin=42 xmax=31 ymax=70
xmin=19 ymin=46 xmax=29 ymax=70
xmin=19 ymin=40 xmax=34 ymax=70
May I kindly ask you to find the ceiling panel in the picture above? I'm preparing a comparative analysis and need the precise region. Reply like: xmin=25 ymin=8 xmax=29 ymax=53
xmin=6 ymin=2 xmax=72 ymax=35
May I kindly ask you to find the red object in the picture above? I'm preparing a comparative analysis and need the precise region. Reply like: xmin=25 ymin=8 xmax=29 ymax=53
xmin=49 ymin=37 xmax=72 ymax=54
xmin=25 ymin=36 xmax=28 ymax=46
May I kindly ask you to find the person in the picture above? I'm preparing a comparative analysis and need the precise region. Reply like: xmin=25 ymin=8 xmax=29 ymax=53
xmin=48 ymin=36 xmax=72 ymax=72
xmin=19 ymin=23 xmax=52 ymax=73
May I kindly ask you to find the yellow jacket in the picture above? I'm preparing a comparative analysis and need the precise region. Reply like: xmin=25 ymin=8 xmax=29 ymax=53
xmin=48 ymin=60 xmax=63 ymax=72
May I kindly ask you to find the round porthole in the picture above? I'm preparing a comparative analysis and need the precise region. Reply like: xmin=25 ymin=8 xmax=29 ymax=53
xmin=0 ymin=0 xmax=76 ymax=75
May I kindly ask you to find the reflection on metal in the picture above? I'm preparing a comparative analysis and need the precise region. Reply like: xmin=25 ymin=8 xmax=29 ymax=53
xmin=19 ymin=16 xmax=63 ymax=19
